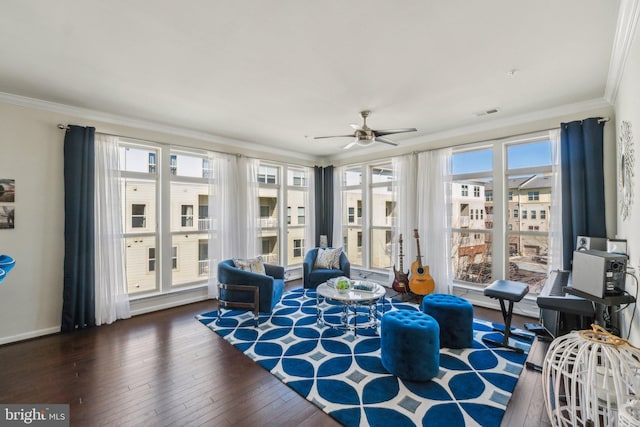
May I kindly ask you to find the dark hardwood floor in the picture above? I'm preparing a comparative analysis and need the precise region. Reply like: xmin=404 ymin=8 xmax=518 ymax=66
xmin=0 ymin=282 xmax=551 ymax=426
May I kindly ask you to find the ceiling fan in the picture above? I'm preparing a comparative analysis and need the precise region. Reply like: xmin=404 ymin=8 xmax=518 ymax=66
xmin=314 ymin=110 xmax=417 ymax=149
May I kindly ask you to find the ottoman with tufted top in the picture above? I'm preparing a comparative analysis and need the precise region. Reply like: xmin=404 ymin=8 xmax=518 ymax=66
xmin=380 ymin=310 xmax=440 ymax=382
xmin=421 ymin=293 xmax=474 ymax=349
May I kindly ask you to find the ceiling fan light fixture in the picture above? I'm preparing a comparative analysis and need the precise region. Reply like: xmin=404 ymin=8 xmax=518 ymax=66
xmin=356 ymin=136 xmax=375 ymax=146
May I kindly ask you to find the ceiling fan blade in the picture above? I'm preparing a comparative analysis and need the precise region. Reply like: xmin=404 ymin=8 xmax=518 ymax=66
xmin=314 ymin=134 xmax=355 ymax=139
xmin=375 ymin=136 xmax=399 ymax=146
xmin=374 ymin=128 xmax=417 ymax=137
xmin=344 ymin=140 xmax=358 ymax=150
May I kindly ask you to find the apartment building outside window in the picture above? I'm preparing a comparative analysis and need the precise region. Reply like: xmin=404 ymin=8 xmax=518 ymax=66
xmin=451 ymin=136 xmax=554 ymax=293
xmin=181 ymin=205 xmax=194 ymax=227
xmin=131 ymin=204 xmax=146 ymax=228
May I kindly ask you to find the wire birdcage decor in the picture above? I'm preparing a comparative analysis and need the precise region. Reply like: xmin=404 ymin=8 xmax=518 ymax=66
xmin=542 ymin=325 xmax=640 ymax=427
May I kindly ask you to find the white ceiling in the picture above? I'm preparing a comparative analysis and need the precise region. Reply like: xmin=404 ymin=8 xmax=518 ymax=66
xmin=0 ymin=1 xmax=622 ymax=160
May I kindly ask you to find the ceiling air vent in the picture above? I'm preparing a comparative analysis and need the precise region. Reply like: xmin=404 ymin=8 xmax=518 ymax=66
xmin=475 ymin=108 xmax=501 ymax=117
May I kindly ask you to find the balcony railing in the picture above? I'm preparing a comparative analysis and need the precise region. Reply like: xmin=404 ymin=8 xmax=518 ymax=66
xmin=260 ymin=253 xmax=278 ymax=264
xmin=259 ymin=218 xmax=278 ymax=228
xmin=198 ymin=218 xmax=213 ymax=231
xmin=198 ymin=260 xmax=209 ymax=275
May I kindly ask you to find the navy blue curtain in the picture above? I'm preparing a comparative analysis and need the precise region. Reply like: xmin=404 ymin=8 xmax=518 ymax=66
xmin=560 ymin=117 xmax=606 ymax=270
xmin=323 ymin=166 xmax=334 ymax=247
xmin=314 ymin=166 xmax=323 ymax=247
xmin=61 ymin=125 xmax=96 ymax=332
xmin=313 ymin=166 xmax=334 ymax=247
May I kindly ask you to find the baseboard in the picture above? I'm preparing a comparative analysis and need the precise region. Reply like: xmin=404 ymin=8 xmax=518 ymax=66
xmin=0 ymin=326 xmax=60 ymax=346
xmin=130 ymin=290 xmax=210 ymax=316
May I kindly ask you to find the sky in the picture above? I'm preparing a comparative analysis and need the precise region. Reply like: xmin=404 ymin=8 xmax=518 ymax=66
xmin=452 ymin=140 xmax=552 ymax=175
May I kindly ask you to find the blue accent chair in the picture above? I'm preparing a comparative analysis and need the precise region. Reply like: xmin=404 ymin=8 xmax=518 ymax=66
xmin=303 ymin=248 xmax=350 ymax=289
xmin=217 ymin=259 xmax=285 ymax=325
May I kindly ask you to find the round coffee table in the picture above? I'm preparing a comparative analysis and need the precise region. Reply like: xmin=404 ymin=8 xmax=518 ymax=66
xmin=316 ymin=281 xmax=386 ymax=336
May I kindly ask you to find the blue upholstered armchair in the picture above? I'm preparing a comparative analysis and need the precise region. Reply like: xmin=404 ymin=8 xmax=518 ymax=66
xmin=217 ymin=259 xmax=285 ymax=325
xmin=303 ymin=248 xmax=350 ymax=289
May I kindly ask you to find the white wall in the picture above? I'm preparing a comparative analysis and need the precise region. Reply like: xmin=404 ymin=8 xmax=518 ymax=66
xmin=0 ymin=103 xmax=66 ymax=343
xmin=614 ymin=17 xmax=640 ymax=346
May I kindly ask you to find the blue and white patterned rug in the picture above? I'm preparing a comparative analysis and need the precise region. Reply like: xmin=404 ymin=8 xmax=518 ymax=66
xmin=197 ymin=288 xmax=533 ymax=427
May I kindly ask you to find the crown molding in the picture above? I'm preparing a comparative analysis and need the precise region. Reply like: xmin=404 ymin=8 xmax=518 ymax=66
xmin=605 ymin=0 xmax=640 ymax=104
xmin=0 ymin=91 xmax=317 ymax=162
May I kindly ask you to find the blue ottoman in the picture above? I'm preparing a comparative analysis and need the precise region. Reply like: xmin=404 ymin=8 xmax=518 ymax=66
xmin=380 ymin=310 xmax=440 ymax=382
xmin=421 ymin=294 xmax=474 ymax=349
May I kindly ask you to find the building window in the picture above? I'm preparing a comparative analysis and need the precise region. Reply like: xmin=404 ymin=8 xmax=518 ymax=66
xmin=148 ymin=247 xmax=156 ymax=272
xmin=385 ymin=201 xmax=394 ymax=218
xmin=531 ymin=210 xmax=537 ymax=219
xmin=348 ymin=207 xmax=355 ymax=223
xmin=461 ymin=184 xmax=469 ymax=197
xmin=522 ymin=210 xmax=527 ymax=219
xmin=202 ymin=158 xmax=211 ymax=179
xmin=198 ymin=240 xmax=208 ymax=275
xmin=357 ymin=232 xmax=362 ymax=248
xmin=132 ymin=204 xmax=146 ymax=228
xmin=486 ymin=191 xmax=493 ymax=201
xmin=258 ymin=166 xmax=277 ymax=184
xmin=148 ymin=153 xmax=157 ymax=174
xmin=514 ymin=209 xmax=519 ymax=218
xmin=508 ymin=191 xmax=513 ymax=201
xmin=528 ymin=191 xmax=540 ymax=201
xmin=541 ymin=210 xmax=546 ymax=219
xmin=169 ymin=154 xmax=177 ymax=175
xmin=287 ymin=206 xmax=291 ymax=225
xmin=293 ymin=239 xmax=303 ymax=258
xmin=297 ymin=207 xmax=305 ymax=225
xmin=474 ymin=186 xmax=480 ymax=197
xmin=171 ymin=246 xmax=177 ymax=269
xmin=260 ymin=205 xmax=270 ymax=218
xmin=292 ymin=172 xmax=306 ymax=186
xmin=181 ymin=205 xmax=194 ymax=227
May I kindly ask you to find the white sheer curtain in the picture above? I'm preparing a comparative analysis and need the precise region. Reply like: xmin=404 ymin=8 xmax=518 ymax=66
xmin=417 ymin=148 xmax=453 ymax=294
xmin=332 ymin=166 xmax=344 ymax=248
xmin=548 ymin=129 xmax=564 ymax=272
xmin=94 ymin=133 xmax=130 ymax=324
xmin=391 ymin=154 xmax=418 ymax=274
xmin=239 ymin=156 xmax=260 ymax=258
xmin=208 ymin=152 xmax=240 ymax=298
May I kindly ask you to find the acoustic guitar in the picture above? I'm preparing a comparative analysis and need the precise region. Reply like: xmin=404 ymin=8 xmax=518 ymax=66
xmin=392 ymin=234 xmax=409 ymax=293
xmin=409 ymin=229 xmax=435 ymax=295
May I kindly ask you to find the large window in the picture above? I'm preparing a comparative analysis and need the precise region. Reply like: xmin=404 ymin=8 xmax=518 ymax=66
xmin=258 ymin=164 xmax=280 ymax=264
xmin=450 ymin=137 xmax=553 ymax=294
xmin=341 ymin=166 xmax=363 ymax=265
xmin=119 ymin=143 xmax=213 ymax=295
xmin=120 ymin=144 xmax=159 ymax=294
xmin=170 ymin=150 xmax=211 ymax=287
xmin=285 ymin=166 xmax=310 ymax=265
xmin=340 ymin=162 xmax=395 ymax=270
